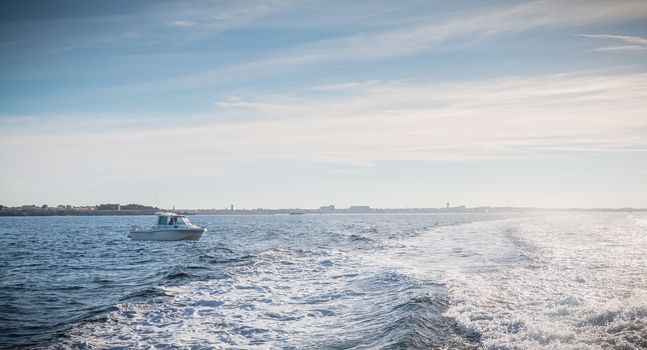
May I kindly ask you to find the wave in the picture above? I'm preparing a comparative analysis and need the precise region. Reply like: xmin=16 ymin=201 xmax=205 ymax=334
xmin=371 ymin=294 xmax=480 ymax=349
xmin=441 ymin=214 xmax=647 ymax=349
xmin=119 ymin=286 xmax=169 ymax=302
xmin=53 ymin=252 xmax=475 ymax=349
xmin=8 ymin=213 xmax=645 ymax=349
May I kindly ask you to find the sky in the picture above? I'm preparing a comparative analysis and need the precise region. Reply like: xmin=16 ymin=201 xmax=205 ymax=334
xmin=1 ymin=0 xmax=647 ymax=209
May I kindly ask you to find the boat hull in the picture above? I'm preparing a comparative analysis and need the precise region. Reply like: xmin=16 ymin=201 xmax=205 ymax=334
xmin=128 ymin=228 xmax=205 ymax=241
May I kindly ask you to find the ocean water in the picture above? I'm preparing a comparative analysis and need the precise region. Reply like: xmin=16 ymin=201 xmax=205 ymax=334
xmin=1 ymin=213 xmax=646 ymax=349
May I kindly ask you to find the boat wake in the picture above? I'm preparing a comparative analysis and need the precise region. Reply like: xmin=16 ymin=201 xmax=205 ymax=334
xmin=4 ymin=213 xmax=647 ymax=349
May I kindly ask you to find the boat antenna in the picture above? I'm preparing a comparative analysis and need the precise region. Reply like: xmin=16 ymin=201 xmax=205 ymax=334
xmin=153 ymin=186 xmax=160 ymax=209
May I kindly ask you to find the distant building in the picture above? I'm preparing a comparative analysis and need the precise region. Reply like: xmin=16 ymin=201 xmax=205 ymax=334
xmin=41 ymin=204 xmax=48 ymax=210
xmin=319 ymin=205 xmax=335 ymax=213
xmin=21 ymin=205 xmax=38 ymax=211
xmin=349 ymin=205 xmax=371 ymax=213
xmin=230 ymin=204 xmax=234 ymax=211
xmin=117 ymin=204 xmax=121 ymax=211
xmin=446 ymin=202 xmax=449 ymax=209
xmin=57 ymin=205 xmax=65 ymax=211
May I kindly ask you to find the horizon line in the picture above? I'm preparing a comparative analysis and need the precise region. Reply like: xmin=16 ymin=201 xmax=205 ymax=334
xmin=4 ymin=203 xmax=646 ymax=211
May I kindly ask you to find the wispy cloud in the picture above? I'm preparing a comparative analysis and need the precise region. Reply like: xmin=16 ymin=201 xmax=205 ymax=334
xmin=165 ymin=20 xmax=195 ymax=27
xmin=580 ymin=34 xmax=647 ymax=45
xmin=121 ymin=31 xmax=142 ymax=39
xmin=4 ymin=1 xmax=294 ymax=56
xmin=153 ymin=0 xmax=294 ymax=31
xmin=124 ymin=0 xmax=647 ymax=92
xmin=581 ymin=34 xmax=647 ymax=51
xmin=284 ymin=0 xmax=647 ymax=62
xmin=4 ymin=71 xmax=647 ymax=181
xmin=0 ymin=40 xmax=19 ymax=49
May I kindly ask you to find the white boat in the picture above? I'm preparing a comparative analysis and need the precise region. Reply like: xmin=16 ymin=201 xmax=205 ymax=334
xmin=128 ymin=212 xmax=206 ymax=241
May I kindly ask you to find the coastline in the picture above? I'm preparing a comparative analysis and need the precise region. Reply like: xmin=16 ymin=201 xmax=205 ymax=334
xmin=1 ymin=207 xmax=644 ymax=217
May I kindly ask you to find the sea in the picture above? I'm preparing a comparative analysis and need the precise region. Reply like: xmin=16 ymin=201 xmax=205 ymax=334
xmin=1 ymin=213 xmax=646 ymax=349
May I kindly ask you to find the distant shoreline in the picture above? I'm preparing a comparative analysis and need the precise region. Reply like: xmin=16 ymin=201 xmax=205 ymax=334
xmin=0 ymin=210 xmax=158 ymax=217
xmin=0 ymin=207 xmax=644 ymax=217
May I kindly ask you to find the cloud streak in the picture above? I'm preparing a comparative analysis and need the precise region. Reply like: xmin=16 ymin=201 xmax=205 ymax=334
xmin=154 ymin=0 xmax=294 ymax=31
xmin=284 ymin=0 xmax=647 ymax=61
xmin=3 ymin=71 xmax=647 ymax=183
xmin=123 ymin=0 xmax=647 ymax=92
xmin=581 ymin=34 xmax=647 ymax=51
xmin=165 ymin=20 xmax=195 ymax=27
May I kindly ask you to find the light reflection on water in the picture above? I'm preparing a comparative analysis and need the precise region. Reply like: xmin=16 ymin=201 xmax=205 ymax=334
xmin=1 ymin=213 xmax=646 ymax=349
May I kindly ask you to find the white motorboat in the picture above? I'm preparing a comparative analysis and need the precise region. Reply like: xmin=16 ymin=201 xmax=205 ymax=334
xmin=128 ymin=212 xmax=206 ymax=241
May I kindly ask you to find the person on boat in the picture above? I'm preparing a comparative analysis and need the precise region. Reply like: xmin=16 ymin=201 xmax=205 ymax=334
xmin=169 ymin=217 xmax=175 ymax=225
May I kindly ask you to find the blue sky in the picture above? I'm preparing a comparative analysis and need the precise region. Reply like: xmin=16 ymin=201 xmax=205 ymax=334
xmin=1 ymin=0 xmax=647 ymax=209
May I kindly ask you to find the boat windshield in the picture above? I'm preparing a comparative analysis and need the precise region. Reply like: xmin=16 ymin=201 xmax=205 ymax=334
xmin=156 ymin=215 xmax=190 ymax=225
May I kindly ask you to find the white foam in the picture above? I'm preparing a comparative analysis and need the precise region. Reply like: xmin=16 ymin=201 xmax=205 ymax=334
xmin=629 ymin=214 xmax=647 ymax=229
xmin=437 ymin=214 xmax=647 ymax=349
xmin=54 ymin=214 xmax=647 ymax=349
xmin=55 ymin=247 xmax=404 ymax=348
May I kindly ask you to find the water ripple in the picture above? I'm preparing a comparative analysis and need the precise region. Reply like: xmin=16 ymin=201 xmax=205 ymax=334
xmin=4 ymin=213 xmax=643 ymax=349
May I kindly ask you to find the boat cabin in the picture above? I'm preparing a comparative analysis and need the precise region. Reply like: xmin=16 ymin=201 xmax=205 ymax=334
xmin=156 ymin=212 xmax=191 ymax=226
